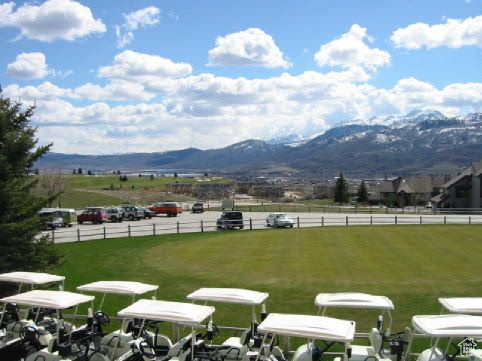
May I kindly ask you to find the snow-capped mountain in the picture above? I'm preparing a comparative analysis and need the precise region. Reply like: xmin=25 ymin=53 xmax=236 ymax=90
xmin=38 ymin=111 xmax=482 ymax=176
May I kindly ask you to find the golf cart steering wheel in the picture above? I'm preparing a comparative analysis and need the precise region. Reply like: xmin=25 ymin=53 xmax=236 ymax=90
xmin=94 ymin=311 xmax=110 ymax=326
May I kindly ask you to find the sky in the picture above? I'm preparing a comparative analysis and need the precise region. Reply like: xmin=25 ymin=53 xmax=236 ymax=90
xmin=0 ymin=0 xmax=481 ymax=154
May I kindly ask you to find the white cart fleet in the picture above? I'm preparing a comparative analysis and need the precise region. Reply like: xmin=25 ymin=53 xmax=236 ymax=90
xmin=76 ymin=281 xmax=160 ymax=361
xmin=407 ymin=314 xmax=482 ymax=361
xmin=0 ymin=290 xmax=95 ymax=361
xmin=187 ymin=288 xmax=269 ymax=360
xmin=438 ymin=298 xmax=482 ymax=315
xmin=315 ymin=292 xmax=410 ymax=361
xmin=100 ymin=299 xmax=215 ymax=361
xmin=255 ymin=313 xmax=356 ymax=361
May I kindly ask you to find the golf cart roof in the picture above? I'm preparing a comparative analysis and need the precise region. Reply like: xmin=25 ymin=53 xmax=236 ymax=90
xmin=187 ymin=288 xmax=269 ymax=305
xmin=1 ymin=290 xmax=94 ymax=310
xmin=315 ymin=292 xmax=394 ymax=310
xmin=412 ymin=314 xmax=482 ymax=337
xmin=0 ymin=272 xmax=65 ymax=285
xmin=77 ymin=281 xmax=158 ymax=296
xmin=438 ymin=298 xmax=482 ymax=314
xmin=258 ymin=313 xmax=355 ymax=342
xmin=118 ymin=299 xmax=215 ymax=325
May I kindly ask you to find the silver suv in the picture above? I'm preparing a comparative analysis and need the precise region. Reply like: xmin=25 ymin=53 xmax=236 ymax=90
xmin=121 ymin=205 xmax=145 ymax=221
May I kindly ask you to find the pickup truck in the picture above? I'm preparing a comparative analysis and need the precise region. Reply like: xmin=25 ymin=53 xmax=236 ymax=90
xmin=148 ymin=202 xmax=183 ymax=217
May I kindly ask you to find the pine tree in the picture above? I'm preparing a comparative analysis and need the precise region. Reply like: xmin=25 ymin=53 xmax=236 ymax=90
xmin=334 ymin=173 xmax=349 ymax=205
xmin=0 ymin=97 xmax=60 ymax=294
xmin=357 ymin=180 xmax=368 ymax=204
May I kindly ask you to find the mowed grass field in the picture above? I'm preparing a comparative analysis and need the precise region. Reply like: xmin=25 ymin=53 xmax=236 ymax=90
xmin=52 ymin=225 xmax=482 ymax=335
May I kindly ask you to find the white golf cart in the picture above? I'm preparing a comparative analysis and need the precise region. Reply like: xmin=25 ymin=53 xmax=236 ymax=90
xmin=255 ymin=312 xmax=356 ymax=361
xmin=0 ymin=272 xmax=66 ymax=350
xmin=187 ymin=288 xmax=269 ymax=359
xmin=76 ymin=281 xmax=159 ymax=361
xmin=407 ymin=314 xmax=482 ymax=361
xmin=315 ymin=293 xmax=410 ymax=361
xmin=438 ymin=298 xmax=482 ymax=315
xmin=104 ymin=299 xmax=216 ymax=361
xmin=0 ymin=289 xmax=96 ymax=361
xmin=0 ymin=271 xmax=65 ymax=294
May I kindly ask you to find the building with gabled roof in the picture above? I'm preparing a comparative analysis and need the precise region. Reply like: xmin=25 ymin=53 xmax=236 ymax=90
xmin=431 ymin=161 xmax=482 ymax=208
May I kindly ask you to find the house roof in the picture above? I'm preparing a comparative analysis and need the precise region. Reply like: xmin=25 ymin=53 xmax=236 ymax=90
xmin=442 ymin=161 xmax=482 ymax=189
xmin=377 ymin=176 xmax=446 ymax=195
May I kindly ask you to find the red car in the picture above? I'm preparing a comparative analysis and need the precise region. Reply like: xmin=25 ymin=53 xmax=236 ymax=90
xmin=77 ymin=209 xmax=108 ymax=224
xmin=148 ymin=202 xmax=183 ymax=217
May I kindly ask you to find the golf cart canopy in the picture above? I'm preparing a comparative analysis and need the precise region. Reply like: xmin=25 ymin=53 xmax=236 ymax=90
xmin=77 ymin=281 xmax=158 ymax=296
xmin=315 ymin=292 xmax=394 ymax=310
xmin=118 ymin=299 xmax=215 ymax=325
xmin=258 ymin=313 xmax=355 ymax=342
xmin=412 ymin=314 xmax=482 ymax=337
xmin=438 ymin=298 xmax=482 ymax=314
xmin=0 ymin=290 xmax=94 ymax=309
xmin=0 ymin=272 xmax=65 ymax=285
xmin=187 ymin=288 xmax=269 ymax=305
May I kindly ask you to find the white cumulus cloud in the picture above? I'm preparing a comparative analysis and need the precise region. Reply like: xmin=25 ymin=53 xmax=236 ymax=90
xmin=0 ymin=0 xmax=106 ymax=42
xmin=208 ymin=28 xmax=292 ymax=69
xmin=391 ymin=15 xmax=482 ymax=49
xmin=98 ymin=50 xmax=193 ymax=81
xmin=314 ymin=24 xmax=391 ymax=72
xmin=7 ymin=52 xmax=49 ymax=79
xmin=115 ymin=6 xmax=161 ymax=48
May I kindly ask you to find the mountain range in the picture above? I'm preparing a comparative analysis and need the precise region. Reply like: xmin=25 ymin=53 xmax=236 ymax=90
xmin=37 ymin=110 xmax=482 ymax=177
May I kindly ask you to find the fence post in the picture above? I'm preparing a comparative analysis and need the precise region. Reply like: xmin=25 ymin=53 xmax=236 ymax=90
xmin=370 ymin=216 xmax=373 ymax=225
xmin=308 ymin=205 xmax=311 ymax=212
xmin=395 ymin=216 xmax=398 ymax=225
xmin=346 ymin=216 xmax=349 ymax=226
xmin=420 ymin=216 xmax=422 ymax=225
xmin=249 ymin=218 xmax=253 ymax=230
xmin=469 ymin=216 xmax=472 ymax=225
xmin=177 ymin=222 xmax=180 ymax=234
xmin=201 ymin=220 xmax=204 ymax=233
xmin=77 ymin=228 xmax=81 ymax=242
xmin=444 ymin=216 xmax=447 ymax=225
xmin=153 ymin=224 xmax=156 ymax=236
xmin=355 ymin=206 xmax=357 ymax=214
xmin=51 ymin=229 xmax=55 ymax=243
xmin=128 ymin=225 xmax=131 ymax=237
xmin=324 ymin=206 xmax=326 ymax=213
xmin=321 ymin=216 xmax=324 ymax=227
xmin=386 ymin=207 xmax=388 ymax=214
xmin=249 ymin=205 xmax=252 ymax=212
xmin=297 ymin=217 xmax=300 ymax=228
xmin=103 ymin=226 xmax=106 ymax=239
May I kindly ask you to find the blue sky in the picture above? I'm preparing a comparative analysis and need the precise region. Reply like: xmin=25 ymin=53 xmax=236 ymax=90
xmin=0 ymin=0 xmax=481 ymax=154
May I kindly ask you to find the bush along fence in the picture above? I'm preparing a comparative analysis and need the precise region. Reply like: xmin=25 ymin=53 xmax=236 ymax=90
xmin=44 ymin=214 xmax=482 ymax=243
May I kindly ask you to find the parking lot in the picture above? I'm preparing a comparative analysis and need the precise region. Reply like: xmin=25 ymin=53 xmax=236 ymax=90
xmin=42 ymin=210 xmax=482 ymax=243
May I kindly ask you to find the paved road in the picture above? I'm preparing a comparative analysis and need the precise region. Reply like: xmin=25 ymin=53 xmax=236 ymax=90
xmin=43 ymin=211 xmax=482 ymax=243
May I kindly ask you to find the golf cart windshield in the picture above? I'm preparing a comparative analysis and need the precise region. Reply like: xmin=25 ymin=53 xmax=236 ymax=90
xmin=438 ymin=297 xmax=482 ymax=314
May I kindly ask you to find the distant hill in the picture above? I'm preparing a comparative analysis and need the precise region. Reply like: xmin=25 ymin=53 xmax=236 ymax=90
xmin=37 ymin=110 xmax=482 ymax=176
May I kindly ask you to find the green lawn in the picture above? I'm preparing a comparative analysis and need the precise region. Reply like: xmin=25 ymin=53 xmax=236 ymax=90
xmin=66 ymin=174 xmax=230 ymax=190
xmin=53 ymin=225 xmax=482 ymax=336
xmin=56 ymin=189 xmax=126 ymax=209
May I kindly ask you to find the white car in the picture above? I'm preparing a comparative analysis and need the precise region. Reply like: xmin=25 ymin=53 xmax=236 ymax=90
xmin=266 ymin=213 xmax=294 ymax=228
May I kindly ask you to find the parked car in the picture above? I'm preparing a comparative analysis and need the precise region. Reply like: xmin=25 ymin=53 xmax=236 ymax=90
xmin=148 ymin=202 xmax=183 ymax=217
xmin=40 ymin=208 xmax=76 ymax=227
xmin=77 ymin=209 xmax=108 ymax=224
xmin=121 ymin=205 xmax=145 ymax=221
xmin=192 ymin=202 xmax=204 ymax=213
xmin=106 ymin=207 xmax=124 ymax=222
xmin=39 ymin=210 xmax=65 ymax=229
xmin=266 ymin=213 xmax=294 ymax=228
xmin=139 ymin=207 xmax=156 ymax=219
xmin=216 ymin=211 xmax=244 ymax=230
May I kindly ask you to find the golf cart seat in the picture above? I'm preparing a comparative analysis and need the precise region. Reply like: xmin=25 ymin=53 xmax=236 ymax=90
xmin=222 ymin=336 xmax=244 ymax=348
xmin=349 ymin=328 xmax=382 ymax=361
